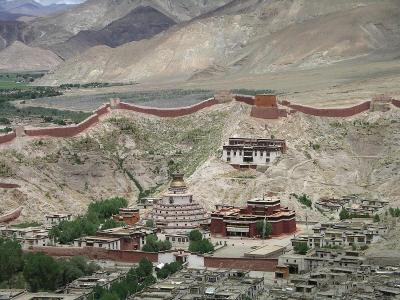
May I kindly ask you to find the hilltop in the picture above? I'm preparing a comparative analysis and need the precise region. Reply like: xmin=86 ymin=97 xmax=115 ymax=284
xmin=0 ymin=101 xmax=399 ymax=221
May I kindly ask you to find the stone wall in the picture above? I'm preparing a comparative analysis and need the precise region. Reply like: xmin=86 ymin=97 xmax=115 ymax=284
xmin=0 ymin=183 xmax=20 ymax=189
xmin=117 ymin=98 xmax=218 ymax=118
xmin=27 ymin=246 xmax=158 ymax=262
xmin=204 ymin=256 xmax=278 ymax=271
xmin=234 ymin=95 xmax=255 ymax=105
xmin=392 ymin=99 xmax=400 ymax=108
xmin=25 ymin=114 xmax=99 ymax=137
xmin=0 ymin=131 xmax=16 ymax=144
xmin=283 ymin=101 xmax=371 ymax=117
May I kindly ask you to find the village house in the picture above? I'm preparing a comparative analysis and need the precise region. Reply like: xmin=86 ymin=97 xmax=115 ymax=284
xmin=45 ymin=213 xmax=72 ymax=226
xmin=96 ymin=225 xmax=155 ymax=250
xmin=0 ymin=226 xmax=51 ymax=249
xmin=132 ymin=268 xmax=265 ymax=300
xmin=222 ymin=137 xmax=286 ymax=169
xmin=65 ymin=271 xmax=126 ymax=295
xmin=73 ymin=236 xmax=121 ymax=250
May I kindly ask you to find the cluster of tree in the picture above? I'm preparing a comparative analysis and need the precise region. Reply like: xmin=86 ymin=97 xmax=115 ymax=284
xmin=24 ymin=254 xmax=99 ymax=292
xmin=294 ymin=242 xmax=309 ymax=255
xmin=42 ymin=116 xmax=67 ymax=126
xmin=0 ymin=117 xmax=10 ymax=125
xmin=59 ymin=82 xmax=132 ymax=90
xmin=291 ymin=193 xmax=312 ymax=208
xmin=0 ymin=238 xmax=98 ymax=292
xmin=49 ymin=197 xmax=128 ymax=244
xmin=142 ymin=234 xmax=172 ymax=252
xmin=0 ymin=87 xmax=62 ymax=102
xmin=0 ymin=127 xmax=12 ymax=133
xmin=92 ymin=258 xmax=155 ymax=300
xmin=156 ymin=261 xmax=182 ymax=279
xmin=339 ymin=209 xmax=370 ymax=220
xmin=256 ymin=219 xmax=273 ymax=239
xmin=188 ymin=230 xmax=214 ymax=254
xmin=389 ymin=207 xmax=400 ymax=218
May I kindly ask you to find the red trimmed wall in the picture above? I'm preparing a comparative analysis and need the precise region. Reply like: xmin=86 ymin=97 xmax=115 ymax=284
xmin=283 ymin=101 xmax=371 ymax=117
xmin=0 ymin=183 xmax=20 ymax=189
xmin=204 ymin=257 xmax=278 ymax=271
xmin=117 ymin=98 xmax=218 ymax=118
xmin=234 ymin=95 xmax=255 ymax=105
xmin=95 ymin=104 xmax=110 ymax=117
xmin=27 ymin=246 xmax=158 ymax=263
xmin=25 ymin=114 xmax=99 ymax=138
xmin=0 ymin=131 xmax=16 ymax=144
xmin=392 ymin=99 xmax=400 ymax=108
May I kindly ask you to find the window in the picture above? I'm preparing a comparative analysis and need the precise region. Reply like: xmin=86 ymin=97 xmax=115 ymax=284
xmin=227 ymin=151 xmax=231 ymax=156
xmin=234 ymin=151 xmax=236 ymax=156
xmin=255 ymin=151 xmax=257 ymax=156
xmin=169 ymin=197 xmax=174 ymax=204
xmin=227 ymin=157 xmax=231 ymax=162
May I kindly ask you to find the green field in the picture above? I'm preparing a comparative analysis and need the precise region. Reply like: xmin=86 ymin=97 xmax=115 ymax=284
xmin=0 ymin=72 xmax=45 ymax=90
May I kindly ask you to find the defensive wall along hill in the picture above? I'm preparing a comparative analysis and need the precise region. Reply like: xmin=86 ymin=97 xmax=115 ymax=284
xmin=0 ymin=94 xmax=399 ymax=148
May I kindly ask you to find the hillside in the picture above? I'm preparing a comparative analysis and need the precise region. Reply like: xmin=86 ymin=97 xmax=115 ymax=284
xmin=25 ymin=0 xmax=232 ymax=48
xmin=0 ymin=101 xmax=399 ymax=221
xmin=51 ymin=6 xmax=177 ymax=59
xmin=0 ymin=41 xmax=62 ymax=71
xmin=37 ymin=0 xmax=400 ymax=85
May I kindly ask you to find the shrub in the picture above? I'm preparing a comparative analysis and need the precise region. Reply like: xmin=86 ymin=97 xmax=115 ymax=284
xmin=292 ymin=193 xmax=312 ymax=208
xmin=373 ymin=214 xmax=380 ymax=223
xmin=188 ymin=230 xmax=214 ymax=254
xmin=339 ymin=209 xmax=350 ymax=220
xmin=294 ymin=242 xmax=309 ymax=255
xmin=142 ymin=235 xmax=172 ymax=252
xmin=256 ymin=219 xmax=273 ymax=239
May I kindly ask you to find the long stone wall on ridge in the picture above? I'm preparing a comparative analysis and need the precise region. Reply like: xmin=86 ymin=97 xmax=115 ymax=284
xmin=0 ymin=95 xmax=398 ymax=146
xmin=281 ymin=100 xmax=372 ymax=117
xmin=117 ymin=97 xmax=218 ymax=117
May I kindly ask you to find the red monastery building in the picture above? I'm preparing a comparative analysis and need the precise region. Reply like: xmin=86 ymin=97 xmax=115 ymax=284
xmin=210 ymin=196 xmax=296 ymax=238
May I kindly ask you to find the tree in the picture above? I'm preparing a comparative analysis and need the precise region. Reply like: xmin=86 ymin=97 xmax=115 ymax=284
xmin=142 ymin=235 xmax=171 ymax=252
xmin=138 ymin=258 xmax=153 ymax=277
xmin=145 ymin=220 xmax=155 ymax=228
xmin=101 ymin=219 xmax=124 ymax=230
xmin=99 ymin=291 xmax=119 ymax=300
xmin=373 ymin=214 xmax=380 ymax=223
xmin=189 ymin=230 xmax=203 ymax=242
xmin=0 ymin=238 xmax=23 ymax=285
xmin=339 ymin=208 xmax=350 ymax=220
xmin=294 ymin=242 xmax=309 ymax=255
xmin=23 ymin=253 xmax=60 ymax=292
xmin=256 ymin=219 xmax=273 ymax=239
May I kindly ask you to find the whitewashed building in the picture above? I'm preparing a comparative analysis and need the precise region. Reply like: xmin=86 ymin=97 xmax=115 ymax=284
xmin=222 ymin=138 xmax=286 ymax=169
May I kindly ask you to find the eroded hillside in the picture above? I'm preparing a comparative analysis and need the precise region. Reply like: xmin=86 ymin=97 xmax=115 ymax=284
xmin=0 ymin=102 xmax=399 ymax=222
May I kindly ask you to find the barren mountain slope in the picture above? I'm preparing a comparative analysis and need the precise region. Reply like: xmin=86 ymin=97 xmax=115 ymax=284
xmin=51 ymin=6 xmax=177 ymax=59
xmin=0 ymin=41 xmax=62 ymax=70
xmin=0 ymin=102 xmax=399 ymax=222
xmin=38 ymin=0 xmax=400 ymax=85
xmin=25 ymin=0 xmax=232 ymax=48
xmin=0 ymin=19 xmax=27 ymax=50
